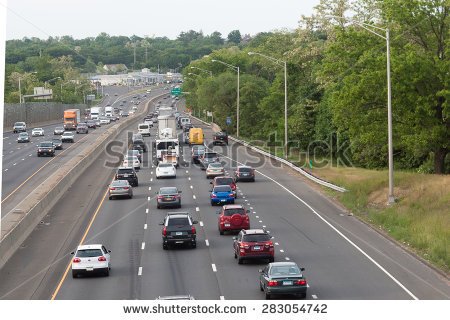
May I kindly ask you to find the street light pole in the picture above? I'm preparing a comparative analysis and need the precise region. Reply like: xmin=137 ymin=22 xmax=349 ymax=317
xmin=18 ymin=77 xmax=22 ymax=103
xmin=211 ymin=59 xmax=240 ymax=137
xmin=190 ymin=66 xmax=213 ymax=77
xmin=248 ymin=52 xmax=288 ymax=157
xmin=326 ymin=15 xmax=395 ymax=204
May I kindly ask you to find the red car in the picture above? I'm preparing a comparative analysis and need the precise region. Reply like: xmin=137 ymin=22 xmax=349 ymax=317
xmin=217 ymin=204 xmax=250 ymax=235
xmin=210 ymin=176 xmax=237 ymax=198
xmin=233 ymin=229 xmax=274 ymax=264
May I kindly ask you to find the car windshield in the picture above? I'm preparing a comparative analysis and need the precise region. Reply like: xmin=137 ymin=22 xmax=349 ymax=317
xmin=34 ymin=128 xmax=42 ymax=131
xmin=52 ymin=139 xmax=61 ymax=143
xmin=160 ymin=187 xmax=178 ymax=195
xmin=269 ymin=265 xmax=301 ymax=276
xmin=157 ymin=141 xmax=178 ymax=150
xmin=214 ymin=186 xmax=232 ymax=193
xmin=204 ymin=153 xmax=217 ymax=158
xmin=118 ymin=168 xmax=134 ymax=174
xmin=216 ymin=178 xmax=233 ymax=185
xmin=63 ymin=132 xmax=72 ymax=136
xmin=167 ymin=217 xmax=189 ymax=226
xmin=111 ymin=180 xmax=128 ymax=187
xmin=209 ymin=163 xmax=222 ymax=169
xmin=125 ymin=157 xmax=137 ymax=161
xmin=242 ymin=234 xmax=271 ymax=242
xmin=19 ymin=133 xmax=28 ymax=137
xmin=39 ymin=142 xmax=53 ymax=147
xmin=76 ymin=249 xmax=103 ymax=257
xmin=159 ymin=164 xmax=173 ymax=168
xmin=15 ymin=122 xmax=25 ymax=126
xmin=224 ymin=208 xmax=245 ymax=216
xmin=55 ymin=127 xmax=63 ymax=131
xmin=239 ymin=167 xmax=252 ymax=172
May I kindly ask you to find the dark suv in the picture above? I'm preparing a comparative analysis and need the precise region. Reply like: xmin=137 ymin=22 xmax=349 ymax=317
xmin=115 ymin=167 xmax=139 ymax=187
xmin=233 ymin=229 xmax=274 ymax=264
xmin=37 ymin=141 xmax=55 ymax=157
xmin=159 ymin=212 xmax=198 ymax=249
xmin=234 ymin=165 xmax=255 ymax=182
xmin=213 ymin=131 xmax=228 ymax=145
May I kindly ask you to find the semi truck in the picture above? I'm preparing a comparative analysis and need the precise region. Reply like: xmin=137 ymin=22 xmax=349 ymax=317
xmin=63 ymin=109 xmax=81 ymax=130
xmin=105 ymin=106 xmax=113 ymax=118
xmin=155 ymin=115 xmax=179 ymax=161
xmin=90 ymin=107 xmax=101 ymax=120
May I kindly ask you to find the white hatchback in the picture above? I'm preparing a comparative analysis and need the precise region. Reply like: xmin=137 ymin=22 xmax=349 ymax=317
xmin=156 ymin=163 xmax=176 ymax=179
xmin=122 ymin=155 xmax=141 ymax=170
xmin=31 ymin=128 xmax=44 ymax=136
xmin=71 ymin=244 xmax=111 ymax=278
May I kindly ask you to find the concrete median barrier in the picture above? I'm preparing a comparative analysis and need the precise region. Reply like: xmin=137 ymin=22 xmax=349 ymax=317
xmin=0 ymin=93 xmax=165 ymax=269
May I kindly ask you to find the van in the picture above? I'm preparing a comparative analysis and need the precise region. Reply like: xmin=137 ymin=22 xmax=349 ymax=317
xmin=138 ymin=123 xmax=151 ymax=137
xmin=189 ymin=128 xmax=204 ymax=146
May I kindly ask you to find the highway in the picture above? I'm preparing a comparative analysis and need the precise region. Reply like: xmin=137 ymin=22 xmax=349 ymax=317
xmin=1 ymin=86 xmax=165 ymax=218
xmin=0 ymin=98 xmax=448 ymax=300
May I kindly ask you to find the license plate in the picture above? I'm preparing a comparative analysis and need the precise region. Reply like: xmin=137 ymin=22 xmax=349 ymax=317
xmin=86 ymin=268 xmax=94 ymax=272
xmin=123 ymin=174 xmax=129 ymax=177
xmin=283 ymin=281 xmax=293 ymax=286
xmin=165 ymin=197 xmax=172 ymax=200
xmin=221 ymin=199 xmax=226 ymax=202
xmin=176 ymin=232 xmax=183 ymax=236
xmin=253 ymin=246 xmax=261 ymax=250
xmin=224 ymin=223 xmax=230 ymax=227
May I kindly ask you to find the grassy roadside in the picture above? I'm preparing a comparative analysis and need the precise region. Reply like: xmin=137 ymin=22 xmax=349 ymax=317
xmin=313 ymin=167 xmax=449 ymax=273
xmin=233 ymin=138 xmax=449 ymax=274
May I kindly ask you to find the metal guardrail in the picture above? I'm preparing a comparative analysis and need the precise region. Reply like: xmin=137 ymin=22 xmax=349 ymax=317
xmin=189 ymin=115 xmax=347 ymax=193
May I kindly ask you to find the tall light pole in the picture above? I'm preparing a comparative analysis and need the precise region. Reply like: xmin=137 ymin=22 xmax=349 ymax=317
xmin=190 ymin=66 xmax=213 ymax=77
xmin=327 ymin=15 xmax=394 ymax=204
xmin=211 ymin=59 xmax=240 ymax=137
xmin=248 ymin=51 xmax=288 ymax=157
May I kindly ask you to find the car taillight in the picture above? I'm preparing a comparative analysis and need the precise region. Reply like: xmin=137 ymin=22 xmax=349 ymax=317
xmin=123 ymin=187 xmax=129 ymax=190
xmin=268 ymin=280 xmax=278 ymax=287
xmin=157 ymin=195 xmax=164 ymax=200
xmin=191 ymin=226 xmax=196 ymax=234
xmin=231 ymin=184 xmax=236 ymax=190
xmin=295 ymin=279 xmax=307 ymax=286
xmin=73 ymin=258 xmax=81 ymax=263
xmin=98 ymin=256 xmax=107 ymax=262
xmin=162 ymin=227 xmax=167 ymax=236
xmin=109 ymin=187 xmax=116 ymax=190
xmin=229 ymin=193 xmax=234 ymax=197
xmin=211 ymin=194 xmax=217 ymax=198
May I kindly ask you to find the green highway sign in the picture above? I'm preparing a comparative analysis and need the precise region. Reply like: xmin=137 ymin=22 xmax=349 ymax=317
xmin=171 ymin=87 xmax=182 ymax=96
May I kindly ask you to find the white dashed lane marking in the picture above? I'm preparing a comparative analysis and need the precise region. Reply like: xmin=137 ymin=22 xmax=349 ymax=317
xmin=188 ymin=177 xmax=191 ymax=181
xmin=312 ymin=294 xmax=318 ymax=299
xmin=200 ymin=221 xmax=204 ymax=227
xmin=190 ymin=185 xmax=193 ymax=189
xmin=211 ymin=264 xmax=217 ymax=272
xmin=144 ymin=224 xmax=147 ymax=229
xmin=220 ymin=296 xmax=225 ymax=300
xmin=275 ymin=242 xmax=279 ymax=246
xmin=193 ymin=195 xmax=196 ymax=200
xmin=285 ymin=257 xmax=290 ymax=261
xmin=205 ymin=240 xmax=209 ymax=246
xmin=147 ymin=197 xmax=150 ymax=201
xmin=141 ymin=242 xmax=145 ymax=250
xmin=145 ymin=208 xmax=149 ymax=214
xmin=148 ymin=187 xmax=151 ymax=191
xmin=138 ymin=267 xmax=143 ymax=276
xmin=280 ymin=249 xmax=284 ymax=253
xmin=196 ymin=207 xmax=199 ymax=212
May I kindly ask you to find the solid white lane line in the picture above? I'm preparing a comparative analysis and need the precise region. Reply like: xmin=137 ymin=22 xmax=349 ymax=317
xmin=144 ymin=224 xmax=147 ymax=229
xmin=138 ymin=267 xmax=143 ymax=275
xmin=196 ymin=207 xmax=199 ymax=212
xmin=312 ymin=294 xmax=318 ymax=299
xmin=200 ymin=221 xmax=204 ymax=227
xmin=141 ymin=242 xmax=145 ymax=250
xmin=220 ymin=296 xmax=225 ymax=300
xmin=145 ymin=208 xmax=149 ymax=214
xmin=205 ymin=239 xmax=209 ymax=246
xmin=193 ymin=195 xmax=196 ymax=199
xmin=211 ymin=264 xmax=217 ymax=272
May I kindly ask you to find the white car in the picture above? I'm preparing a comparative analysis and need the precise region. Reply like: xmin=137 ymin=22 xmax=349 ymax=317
xmin=122 ymin=155 xmax=140 ymax=170
xmin=31 ymin=128 xmax=44 ymax=137
xmin=129 ymin=110 xmax=135 ymax=115
xmin=71 ymin=244 xmax=111 ymax=278
xmin=100 ymin=117 xmax=110 ymax=125
xmin=156 ymin=163 xmax=176 ymax=179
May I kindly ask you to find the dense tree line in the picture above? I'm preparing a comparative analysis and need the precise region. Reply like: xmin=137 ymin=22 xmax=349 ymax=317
xmin=183 ymin=0 xmax=449 ymax=174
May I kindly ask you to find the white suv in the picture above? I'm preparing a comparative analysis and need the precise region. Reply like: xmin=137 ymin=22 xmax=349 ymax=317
xmin=13 ymin=122 xmax=27 ymax=133
xmin=71 ymin=244 xmax=111 ymax=278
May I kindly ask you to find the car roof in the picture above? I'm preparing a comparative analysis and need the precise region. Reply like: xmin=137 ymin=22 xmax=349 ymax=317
xmin=268 ymin=262 xmax=298 ymax=268
xmin=118 ymin=166 xmax=134 ymax=170
xmin=223 ymin=204 xmax=244 ymax=209
xmin=111 ymin=179 xmax=129 ymax=185
xmin=237 ymin=165 xmax=252 ymax=169
xmin=214 ymin=176 xmax=233 ymax=180
xmin=33 ymin=128 xmax=43 ymax=130
xmin=77 ymin=244 xmax=103 ymax=250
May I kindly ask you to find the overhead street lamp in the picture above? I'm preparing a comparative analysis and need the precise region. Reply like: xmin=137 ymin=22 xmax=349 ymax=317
xmin=45 ymin=77 xmax=61 ymax=102
xmin=190 ymin=66 xmax=213 ymax=77
xmin=212 ymin=59 xmax=240 ymax=137
xmin=248 ymin=51 xmax=288 ymax=157
xmin=18 ymin=71 xmax=38 ymax=103
xmin=327 ymin=15 xmax=395 ymax=205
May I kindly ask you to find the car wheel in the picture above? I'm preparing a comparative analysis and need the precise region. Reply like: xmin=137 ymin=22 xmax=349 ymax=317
xmin=163 ymin=243 xmax=168 ymax=250
xmin=104 ymin=269 xmax=109 ymax=277
xmin=211 ymin=201 xmax=215 ymax=206
xmin=238 ymin=258 xmax=243 ymax=265
xmin=191 ymin=242 xmax=197 ymax=249
xmin=252 ymin=178 xmax=255 ymax=182
xmin=37 ymin=154 xmax=40 ymax=157
xmin=260 ymin=282 xmax=264 ymax=291
xmin=234 ymin=252 xmax=237 ymax=259
xmin=72 ymin=270 xmax=78 ymax=278
xmin=219 ymin=229 xmax=224 ymax=235
xmin=298 ymin=293 xmax=307 ymax=299
xmin=157 ymin=204 xmax=160 ymax=209
xmin=269 ymin=257 xmax=275 ymax=263
xmin=265 ymin=292 xmax=271 ymax=300
xmin=129 ymin=195 xmax=133 ymax=199
xmin=231 ymin=200 xmax=235 ymax=204
xmin=109 ymin=196 xmax=112 ymax=200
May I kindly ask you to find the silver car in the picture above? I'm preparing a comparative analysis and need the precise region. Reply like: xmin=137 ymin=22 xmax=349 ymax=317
xmin=108 ymin=179 xmax=133 ymax=200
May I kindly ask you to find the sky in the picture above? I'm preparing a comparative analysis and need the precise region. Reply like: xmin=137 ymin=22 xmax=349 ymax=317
xmin=2 ymin=0 xmax=320 ymax=40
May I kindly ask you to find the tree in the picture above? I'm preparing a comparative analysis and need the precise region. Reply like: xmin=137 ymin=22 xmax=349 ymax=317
xmin=227 ymin=30 xmax=242 ymax=44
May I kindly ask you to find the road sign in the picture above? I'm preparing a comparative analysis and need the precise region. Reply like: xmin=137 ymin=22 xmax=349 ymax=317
xmin=171 ymin=87 xmax=182 ymax=96
xmin=226 ymin=117 xmax=232 ymax=125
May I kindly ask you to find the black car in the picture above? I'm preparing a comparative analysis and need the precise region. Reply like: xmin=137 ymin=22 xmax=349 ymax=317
xmin=259 ymin=262 xmax=307 ymax=299
xmin=234 ymin=165 xmax=256 ymax=182
xmin=86 ymin=120 xmax=97 ymax=129
xmin=213 ymin=131 xmax=228 ymax=145
xmin=37 ymin=141 xmax=55 ymax=157
xmin=115 ymin=167 xmax=139 ymax=187
xmin=191 ymin=145 xmax=206 ymax=164
xmin=132 ymin=139 xmax=147 ymax=152
xmin=159 ymin=212 xmax=198 ymax=249
xmin=52 ymin=138 xmax=63 ymax=150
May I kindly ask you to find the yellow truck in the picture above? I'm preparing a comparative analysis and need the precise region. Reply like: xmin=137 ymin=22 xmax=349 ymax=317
xmin=189 ymin=128 xmax=204 ymax=146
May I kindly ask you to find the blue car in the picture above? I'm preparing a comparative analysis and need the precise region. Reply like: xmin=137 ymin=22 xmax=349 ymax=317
xmin=210 ymin=185 xmax=235 ymax=206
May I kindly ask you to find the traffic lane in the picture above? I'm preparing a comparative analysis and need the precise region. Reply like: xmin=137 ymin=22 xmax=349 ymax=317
xmin=222 ymin=140 xmax=450 ymax=299
xmin=140 ymin=165 xmax=222 ymax=300
xmin=0 ymin=139 xmax=125 ymax=299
